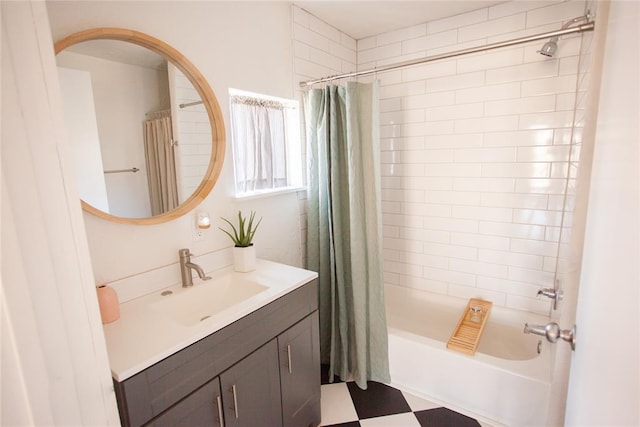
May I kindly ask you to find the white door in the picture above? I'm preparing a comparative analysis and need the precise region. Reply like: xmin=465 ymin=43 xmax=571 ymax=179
xmin=1 ymin=1 xmax=120 ymax=424
xmin=561 ymin=1 xmax=639 ymax=425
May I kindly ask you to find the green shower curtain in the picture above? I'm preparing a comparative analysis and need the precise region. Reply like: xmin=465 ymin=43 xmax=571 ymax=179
xmin=303 ymin=81 xmax=390 ymax=389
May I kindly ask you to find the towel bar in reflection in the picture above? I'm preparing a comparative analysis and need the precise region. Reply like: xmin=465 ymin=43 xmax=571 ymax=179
xmin=104 ymin=167 xmax=140 ymax=174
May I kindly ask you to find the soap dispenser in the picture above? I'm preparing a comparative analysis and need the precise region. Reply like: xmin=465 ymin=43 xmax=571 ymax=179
xmin=97 ymin=285 xmax=120 ymax=324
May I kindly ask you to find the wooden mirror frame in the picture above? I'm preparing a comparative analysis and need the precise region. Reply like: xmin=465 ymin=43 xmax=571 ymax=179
xmin=54 ymin=28 xmax=225 ymax=225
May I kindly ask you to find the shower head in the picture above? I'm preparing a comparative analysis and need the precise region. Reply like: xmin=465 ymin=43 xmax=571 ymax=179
xmin=537 ymin=38 xmax=558 ymax=57
xmin=538 ymin=11 xmax=591 ymax=58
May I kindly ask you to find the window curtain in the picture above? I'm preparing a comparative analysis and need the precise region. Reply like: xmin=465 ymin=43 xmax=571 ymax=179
xmin=230 ymin=96 xmax=287 ymax=193
xmin=303 ymin=81 xmax=390 ymax=389
xmin=143 ymin=112 xmax=179 ymax=215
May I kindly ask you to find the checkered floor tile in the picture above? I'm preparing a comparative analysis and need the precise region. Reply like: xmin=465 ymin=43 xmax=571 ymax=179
xmin=320 ymin=365 xmax=487 ymax=427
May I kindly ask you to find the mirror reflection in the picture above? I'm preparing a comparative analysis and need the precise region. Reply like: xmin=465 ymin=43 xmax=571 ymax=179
xmin=56 ymin=39 xmax=212 ymax=218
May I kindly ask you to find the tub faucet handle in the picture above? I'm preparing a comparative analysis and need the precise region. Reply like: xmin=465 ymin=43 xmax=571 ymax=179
xmin=537 ymin=287 xmax=561 ymax=299
xmin=536 ymin=283 xmax=563 ymax=310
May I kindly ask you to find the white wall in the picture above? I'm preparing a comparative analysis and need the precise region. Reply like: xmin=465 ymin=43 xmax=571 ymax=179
xmin=57 ymin=66 xmax=111 ymax=213
xmin=47 ymin=1 xmax=303 ymax=294
xmin=356 ymin=0 xmax=589 ymax=314
xmin=565 ymin=0 xmax=640 ymax=423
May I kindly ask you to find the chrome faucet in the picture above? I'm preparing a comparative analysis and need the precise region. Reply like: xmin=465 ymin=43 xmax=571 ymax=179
xmin=179 ymin=248 xmax=211 ymax=288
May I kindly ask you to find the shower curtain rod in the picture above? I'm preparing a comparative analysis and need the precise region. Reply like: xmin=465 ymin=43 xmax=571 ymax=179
xmin=299 ymin=21 xmax=595 ymax=87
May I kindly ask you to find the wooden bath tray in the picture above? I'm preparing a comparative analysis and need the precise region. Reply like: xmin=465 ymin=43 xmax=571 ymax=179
xmin=446 ymin=298 xmax=492 ymax=356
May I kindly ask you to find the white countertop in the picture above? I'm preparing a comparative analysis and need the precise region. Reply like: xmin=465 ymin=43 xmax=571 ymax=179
xmin=103 ymin=260 xmax=318 ymax=381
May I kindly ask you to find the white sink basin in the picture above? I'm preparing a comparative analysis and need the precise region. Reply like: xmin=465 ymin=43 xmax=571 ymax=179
xmin=149 ymin=276 xmax=268 ymax=326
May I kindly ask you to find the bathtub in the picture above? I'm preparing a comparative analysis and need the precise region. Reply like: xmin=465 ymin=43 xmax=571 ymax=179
xmin=385 ymin=284 xmax=552 ymax=426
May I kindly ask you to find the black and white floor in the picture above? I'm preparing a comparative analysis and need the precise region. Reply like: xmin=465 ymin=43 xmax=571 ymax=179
xmin=320 ymin=366 xmax=490 ymax=427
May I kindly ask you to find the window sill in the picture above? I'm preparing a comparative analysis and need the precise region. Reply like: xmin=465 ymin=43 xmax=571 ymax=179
xmin=232 ymin=186 xmax=306 ymax=201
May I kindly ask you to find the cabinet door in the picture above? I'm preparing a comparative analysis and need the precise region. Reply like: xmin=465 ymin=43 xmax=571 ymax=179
xmin=279 ymin=313 xmax=321 ymax=427
xmin=147 ymin=377 xmax=224 ymax=427
xmin=220 ymin=340 xmax=282 ymax=427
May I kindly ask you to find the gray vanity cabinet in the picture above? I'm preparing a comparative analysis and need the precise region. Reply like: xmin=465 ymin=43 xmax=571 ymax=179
xmin=278 ymin=314 xmax=320 ymax=427
xmin=146 ymin=378 xmax=222 ymax=427
xmin=113 ymin=279 xmax=320 ymax=427
xmin=220 ymin=340 xmax=283 ymax=426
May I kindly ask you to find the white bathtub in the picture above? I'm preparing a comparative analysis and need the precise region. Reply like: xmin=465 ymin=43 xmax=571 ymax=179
xmin=385 ymin=284 xmax=552 ymax=426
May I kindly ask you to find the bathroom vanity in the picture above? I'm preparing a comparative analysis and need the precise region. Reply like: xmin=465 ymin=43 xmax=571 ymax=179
xmin=103 ymin=261 xmax=320 ymax=427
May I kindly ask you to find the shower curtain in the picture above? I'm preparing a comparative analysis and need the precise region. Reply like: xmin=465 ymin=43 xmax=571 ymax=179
xmin=143 ymin=112 xmax=179 ymax=215
xmin=303 ymin=81 xmax=390 ymax=389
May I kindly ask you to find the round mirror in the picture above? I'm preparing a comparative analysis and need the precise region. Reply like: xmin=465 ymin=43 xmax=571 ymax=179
xmin=54 ymin=28 xmax=225 ymax=225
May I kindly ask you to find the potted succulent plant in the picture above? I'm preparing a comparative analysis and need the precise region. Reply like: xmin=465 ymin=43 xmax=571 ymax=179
xmin=219 ymin=210 xmax=262 ymax=272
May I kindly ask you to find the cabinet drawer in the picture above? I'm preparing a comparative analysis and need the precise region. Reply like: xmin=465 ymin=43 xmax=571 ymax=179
xmin=145 ymin=378 xmax=222 ymax=427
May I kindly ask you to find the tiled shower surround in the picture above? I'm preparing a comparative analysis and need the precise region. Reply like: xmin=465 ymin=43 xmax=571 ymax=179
xmin=170 ymin=66 xmax=213 ymax=203
xmin=294 ymin=0 xmax=590 ymax=315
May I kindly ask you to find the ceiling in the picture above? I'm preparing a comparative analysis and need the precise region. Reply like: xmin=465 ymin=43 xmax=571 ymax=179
xmin=293 ymin=1 xmax=506 ymax=40
xmin=59 ymin=2 xmax=509 ymax=67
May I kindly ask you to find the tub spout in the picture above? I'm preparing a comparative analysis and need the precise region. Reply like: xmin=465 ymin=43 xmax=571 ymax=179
xmin=523 ymin=323 xmax=549 ymax=337
xmin=524 ymin=322 xmax=576 ymax=350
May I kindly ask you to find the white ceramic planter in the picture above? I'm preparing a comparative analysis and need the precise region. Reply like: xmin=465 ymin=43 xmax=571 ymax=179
xmin=233 ymin=245 xmax=256 ymax=272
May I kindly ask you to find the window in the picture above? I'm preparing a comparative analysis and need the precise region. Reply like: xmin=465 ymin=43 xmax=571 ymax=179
xmin=229 ymin=89 xmax=302 ymax=197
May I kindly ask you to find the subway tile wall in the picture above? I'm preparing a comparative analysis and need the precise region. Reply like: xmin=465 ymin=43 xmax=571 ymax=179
xmin=170 ymin=65 xmax=213 ymax=202
xmin=293 ymin=1 xmax=589 ymax=315
xmin=552 ymin=0 xmax=597 ymax=317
